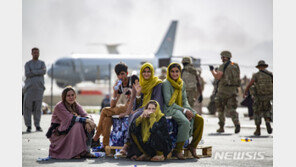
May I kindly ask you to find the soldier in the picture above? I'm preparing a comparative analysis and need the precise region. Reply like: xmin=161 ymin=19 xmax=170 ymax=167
xmin=23 ymin=47 xmax=46 ymax=132
xmin=209 ymin=51 xmax=241 ymax=133
xmin=158 ymin=66 xmax=167 ymax=80
xmin=181 ymin=57 xmax=203 ymax=109
xmin=207 ymin=67 xmax=218 ymax=115
xmin=194 ymin=68 xmax=205 ymax=115
xmin=243 ymin=60 xmax=273 ymax=136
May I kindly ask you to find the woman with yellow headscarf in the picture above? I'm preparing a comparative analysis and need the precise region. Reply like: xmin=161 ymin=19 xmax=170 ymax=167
xmin=119 ymin=62 xmax=165 ymax=156
xmin=162 ymin=62 xmax=204 ymax=160
xmin=128 ymin=100 xmax=172 ymax=161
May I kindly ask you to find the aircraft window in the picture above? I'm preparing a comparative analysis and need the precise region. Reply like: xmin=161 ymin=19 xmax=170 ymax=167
xmin=55 ymin=60 xmax=71 ymax=66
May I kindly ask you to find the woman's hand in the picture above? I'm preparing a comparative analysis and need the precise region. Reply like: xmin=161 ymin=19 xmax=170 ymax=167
xmin=85 ymin=119 xmax=96 ymax=133
xmin=141 ymin=109 xmax=152 ymax=118
xmin=133 ymin=80 xmax=142 ymax=96
xmin=85 ymin=123 xmax=92 ymax=133
xmin=185 ymin=109 xmax=194 ymax=121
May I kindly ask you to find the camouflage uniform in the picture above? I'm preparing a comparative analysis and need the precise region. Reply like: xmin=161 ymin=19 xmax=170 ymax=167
xmin=214 ymin=51 xmax=240 ymax=133
xmin=181 ymin=57 xmax=201 ymax=108
xmin=194 ymin=69 xmax=205 ymax=115
xmin=207 ymin=78 xmax=218 ymax=115
xmin=251 ymin=61 xmax=273 ymax=135
xmin=159 ymin=66 xmax=167 ymax=81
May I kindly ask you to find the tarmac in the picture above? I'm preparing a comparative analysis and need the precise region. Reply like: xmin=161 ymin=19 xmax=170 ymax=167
xmin=22 ymin=107 xmax=273 ymax=167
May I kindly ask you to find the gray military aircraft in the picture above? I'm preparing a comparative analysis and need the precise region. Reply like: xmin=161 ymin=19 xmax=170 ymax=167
xmin=47 ymin=21 xmax=178 ymax=88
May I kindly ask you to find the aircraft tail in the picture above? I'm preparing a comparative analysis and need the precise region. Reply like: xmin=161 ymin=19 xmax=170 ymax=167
xmin=155 ymin=20 xmax=178 ymax=58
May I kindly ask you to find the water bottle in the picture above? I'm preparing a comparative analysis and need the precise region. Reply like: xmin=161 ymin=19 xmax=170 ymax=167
xmin=114 ymin=80 xmax=122 ymax=90
xmin=241 ymin=138 xmax=252 ymax=142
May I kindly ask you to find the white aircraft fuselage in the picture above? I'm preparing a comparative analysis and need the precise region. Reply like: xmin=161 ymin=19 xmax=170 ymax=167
xmin=48 ymin=21 xmax=178 ymax=88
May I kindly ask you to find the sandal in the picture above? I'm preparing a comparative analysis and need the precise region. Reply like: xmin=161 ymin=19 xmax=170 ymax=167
xmin=91 ymin=139 xmax=101 ymax=148
xmin=136 ymin=154 xmax=150 ymax=161
xmin=119 ymin=144 xmax=128 ymax=155
xmin=173 ymin=151 xmax=185 ymax=160
xmin=73 ymin=155 xmax=81 ymax=159
xmin=151 ymin=155 xmax=165 ymax=161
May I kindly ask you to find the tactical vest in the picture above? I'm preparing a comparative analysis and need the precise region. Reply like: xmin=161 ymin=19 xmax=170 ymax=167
xmin=254 ymin=70 xmax=273 ymax=96
xmin=182 ymin=65 xmax=197 ymax=90
xmin=223 ymin=62 xmax=241 ymax=87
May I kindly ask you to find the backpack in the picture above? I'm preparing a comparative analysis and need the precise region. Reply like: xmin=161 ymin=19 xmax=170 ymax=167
xmin=254 ymin=71 xmax=273 ymax=95
xmin=224 ymin=62 xmax=241 ymax=87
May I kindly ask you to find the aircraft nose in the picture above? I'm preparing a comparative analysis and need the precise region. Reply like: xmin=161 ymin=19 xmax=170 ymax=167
xmin=47 ymin=67 xmax=53 ymax=77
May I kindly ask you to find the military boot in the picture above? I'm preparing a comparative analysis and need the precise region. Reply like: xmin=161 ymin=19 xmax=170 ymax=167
xmin=216 ymin=125 xmax=225 ymax=133
xmin=254 ymin=125 xmax=261 ymax=136
xmin=235 ymin=124 xmax=240 ymax=134
xmin=266 ymin=122 xmax=272 ymax=134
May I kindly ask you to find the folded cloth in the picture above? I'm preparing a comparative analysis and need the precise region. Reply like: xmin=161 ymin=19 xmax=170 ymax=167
xmin=36 ymin=156 xmax=51 ymax=162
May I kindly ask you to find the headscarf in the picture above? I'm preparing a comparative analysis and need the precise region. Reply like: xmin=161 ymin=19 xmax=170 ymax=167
xmin=62 ymin=86 xmax=79 ymax=116
xmin=139 ymin=62 xmax=162 ymax=108
xmin=166 ymin=63 xmax=183 ymax=107
xmin=141 ymin=100 xmax=164 ymax=143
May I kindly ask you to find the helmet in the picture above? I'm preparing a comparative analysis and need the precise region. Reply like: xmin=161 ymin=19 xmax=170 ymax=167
xmin=256 ymin=60 xmax=268 ymax=68
xmin=182 ymin=56 xmax=192 ymax=64
xmin=161 ymin=66 xmax=167 ymax=73
xmin=220 ymin=50 xmax=232 ymax=58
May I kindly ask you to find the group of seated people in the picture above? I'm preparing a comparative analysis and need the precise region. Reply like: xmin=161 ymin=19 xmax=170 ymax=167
xmin=46 ymin=62 xmax=204 ymax=161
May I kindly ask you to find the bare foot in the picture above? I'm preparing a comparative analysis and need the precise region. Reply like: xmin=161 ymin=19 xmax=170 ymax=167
xmin=151 ymin=155 xmax=165 ymax=161
xmin=130 ymin=155 xmax=138 ymax=161
xmin=188 ymin=147 xmax=200 ymax=159
xmin=119 ymin=144 xmax=128 ymax=155
xmin=173 ymin=152 xmax=185 ymax=160
xmin=136 ymin=154 xmax=150 ymax=161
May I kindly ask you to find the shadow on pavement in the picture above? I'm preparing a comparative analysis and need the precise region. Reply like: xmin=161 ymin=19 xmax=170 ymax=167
xmin=208 ymin=133 xmax=233 ymax=136
xmin=36 ymin=158 xmax=85 ymax=165
xmin=36 ymin=156 xmax=199 ymax=166
xmin=89 ymin=156 xmax=199 ymax=166
xmin=242 ymin=135 xmax=272 ymax=138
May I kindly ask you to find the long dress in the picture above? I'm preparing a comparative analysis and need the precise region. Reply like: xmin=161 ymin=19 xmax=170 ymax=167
xmin=128 ymin=116 xmax=172 ymax=158
xmin=125 ymin=84 xmax=163 ymax=148
xmin=48 ymin=101 xmax=89 ymax=159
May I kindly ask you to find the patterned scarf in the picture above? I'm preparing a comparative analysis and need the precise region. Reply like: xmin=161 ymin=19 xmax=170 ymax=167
xmin=166 ymin=63 xmax=183 ymax=107
xmin=140 ymin=62 xmax=162 ymax=108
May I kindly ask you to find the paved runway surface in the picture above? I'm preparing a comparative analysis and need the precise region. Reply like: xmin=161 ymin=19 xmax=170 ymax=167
xmin=22 ymin=108 xmax=273 ymax=167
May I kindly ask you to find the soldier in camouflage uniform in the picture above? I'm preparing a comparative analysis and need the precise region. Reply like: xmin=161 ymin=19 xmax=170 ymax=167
xmin=158 ymin=66 xmax=167 ymax=81
xmin=207 ymin=67 xmax=218 ymax=115
xmin=244 ymin=60 xmax=273 ymax=136
xmin=194 ymin=68 xmax=205 ymax=115
xmin=181 ymin=57 xmax=203 ymax=108
xmin=209 ymin=51 xmax=241 ymax=133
